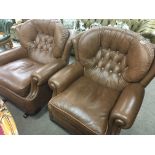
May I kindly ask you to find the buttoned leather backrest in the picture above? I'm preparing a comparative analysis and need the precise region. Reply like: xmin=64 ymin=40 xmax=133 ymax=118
xmin=16 ymin=19 xmax=69 ymax=64
xmin=75 ymin=27 xmax=154 ymax=90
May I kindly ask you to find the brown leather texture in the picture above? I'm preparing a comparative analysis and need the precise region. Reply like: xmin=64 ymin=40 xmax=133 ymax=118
xmin=49 ymin=76 xmax=120 ymax=134
xmin=48 ymin=26 xmax=155 ymax=134
xmin=32 ymin=59 xmax=66 ymax=86
xmin=48 ymin=62 xmax=84 ymax=96
xmin=109 ymin=83 xmax=144 ymax=130
xmin=16 ymin=20 xmax=69 ymax=64
xmin=0 ymin=47 xmax=27 ymax=66
xmin=140 ymin=44 xmax=155 ymax=87
xmin=78 ymin=27 xmax=154 ymax=90
xmin=0 ymin=58 xmax=42 ymax=97
xmin=0 ymin=19 xmax=70 ymax=115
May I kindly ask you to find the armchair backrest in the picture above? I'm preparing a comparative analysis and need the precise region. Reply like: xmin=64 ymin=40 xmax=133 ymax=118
xmin=16 ymin=19 xmax=70 ymax=64
xmin=73 ymin=27 xmax=154 ymax=91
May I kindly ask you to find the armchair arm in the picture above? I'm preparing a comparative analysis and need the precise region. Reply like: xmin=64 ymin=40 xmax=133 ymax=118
xmin=32 ymin=59 xmax=66 ymax=86
xmin=48 ymin=62 xmax=84 ymax=96
xmin=109 ymin=83 xmax=144 ymax=133
xmin=0 ymin=47 xmax=27 ymax=66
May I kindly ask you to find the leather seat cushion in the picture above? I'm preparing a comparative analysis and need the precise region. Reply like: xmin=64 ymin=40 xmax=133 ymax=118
xmin=0 ymin=58 xmax=42 ymax=97
xmin=49 ymin=76 xmax=121 ymax=134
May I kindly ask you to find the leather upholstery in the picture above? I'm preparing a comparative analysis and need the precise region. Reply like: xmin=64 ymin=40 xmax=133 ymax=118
xmin=78 ymin=28 xmax=153 ymax=90
xmin=0 ymin=19 xmax=70 ymax=115
xmin=0 ymin=58 xmax=42 ymax=97
xmin=16 ymin=20 xmax=69 ymax=64
xmin=0 ymin=47 xmax=27 ymax=66
xmin=32 ymin=59 xmax=66 ymax=86
xmin=49 ymin=76 xmax=120 ymax=134
xmin=48 ymin=27 xmax=154 ymax=134
xmin=48 ymin=62 xmax=84 ymax=96
xmin=109 ymin=83 xmax=144 ymax=129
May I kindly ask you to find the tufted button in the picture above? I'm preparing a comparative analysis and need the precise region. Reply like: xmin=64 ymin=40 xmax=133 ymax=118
xmin=118 ymin=73 xmax=121 ymax=76
xmin=109 ymin=70 xmax=113 ymax=73
xmin=95 ymin=65 xmax=98 ymax=68
xmin=118 ymin=62 xmax=121 ymax=65
xmin=101 ymin=67 xmax=104 ymax=70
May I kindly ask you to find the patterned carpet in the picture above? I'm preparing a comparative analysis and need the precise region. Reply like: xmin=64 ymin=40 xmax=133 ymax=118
xmin=0 ymin=41 xmax=20 ymax=135
xmin=0 ymin=99 xmax=18 ymax=135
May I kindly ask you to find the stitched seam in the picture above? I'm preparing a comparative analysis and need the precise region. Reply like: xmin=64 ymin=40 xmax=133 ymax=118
xmin=51 ymin=103 xmax=98 ymax=134
xmin=50 ymin=103 xmax=102 ymax=134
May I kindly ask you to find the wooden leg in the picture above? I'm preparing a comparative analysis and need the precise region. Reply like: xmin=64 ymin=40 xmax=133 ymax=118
xmin=23 ymin=113 xmax=29 ymax=118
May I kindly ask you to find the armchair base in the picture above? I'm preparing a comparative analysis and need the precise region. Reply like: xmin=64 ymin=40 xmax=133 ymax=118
xmin=48 ymin=103 xmax=97 ymax=135
xmin=0 ymin=83 xmax=52 ymax=115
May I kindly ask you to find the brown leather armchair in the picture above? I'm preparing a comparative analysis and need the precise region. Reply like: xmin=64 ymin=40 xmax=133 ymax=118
xmin=48 ymin=27 xmax=155 ymax=134
xmin=0 ymin=19 xmax=71 ymax=116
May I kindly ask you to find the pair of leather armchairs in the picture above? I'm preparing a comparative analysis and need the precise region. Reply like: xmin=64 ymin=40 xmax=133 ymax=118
xmin=0 ymin=19 xmax=154 ymax=134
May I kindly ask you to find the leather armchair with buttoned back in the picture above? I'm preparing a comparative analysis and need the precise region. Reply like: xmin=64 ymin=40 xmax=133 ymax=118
xmin=0 ymin=19 xmax=71 ymax=115
xmin=48 ymin=26 xmax=155 ymax=134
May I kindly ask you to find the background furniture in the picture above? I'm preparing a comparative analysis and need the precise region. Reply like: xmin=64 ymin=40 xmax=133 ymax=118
xmin=10 ymin=19 xmax=29 ymax=41
xmin=0 ymin=19 xmax=71 ymax=116
xmin=0 ymin=19 xmax=14 ymax=48
xmin=48 ymin=27 xmax=155 ymax=135
xmin=0 ymin=98 xmax=18 ymax=135
xmin=137 ymin=20 xmax=155 ymax=43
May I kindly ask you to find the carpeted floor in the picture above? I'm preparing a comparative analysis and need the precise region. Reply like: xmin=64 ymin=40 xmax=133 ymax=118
xmin=1 ymin=42 xmax=155 ymax=135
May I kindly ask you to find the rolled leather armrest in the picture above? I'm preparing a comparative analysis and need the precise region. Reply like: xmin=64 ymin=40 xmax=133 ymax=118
xmin=109 ymin=83 xmax=144 ymax=129
xmin=48 ymin=62 xmax=84 ymax=96
xmin=0 ymin=47 xmax=27 ymax=66
xmin=32 ymin=59 xmax=66 ymax=86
